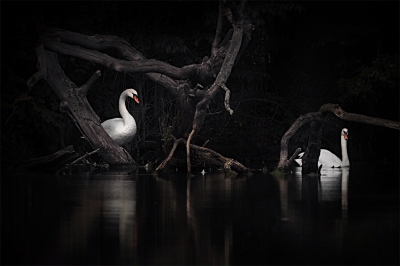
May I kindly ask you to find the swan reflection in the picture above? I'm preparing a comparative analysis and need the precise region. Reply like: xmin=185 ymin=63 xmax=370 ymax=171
xmin=292 ymin=167 xmax=349 ymax=201
xmin=55 ymin=175 xmax=137 ymax=264
xmin=6 ymin=165 xmax=398 ymax=265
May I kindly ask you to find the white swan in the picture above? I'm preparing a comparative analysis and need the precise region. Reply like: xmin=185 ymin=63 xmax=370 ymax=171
xmin=295 ymin=128 xmax=350 ymax=168
xmin=101 ymin=88 xmax=139 ymax=146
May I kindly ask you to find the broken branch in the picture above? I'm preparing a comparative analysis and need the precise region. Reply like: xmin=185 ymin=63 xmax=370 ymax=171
xmin=156 ymin=136 xmax=182 ymax=171
xmin=221 ymin=83 xmax=234 ymax=115
xmin=187 ymin=128 xmax=196 ymax=173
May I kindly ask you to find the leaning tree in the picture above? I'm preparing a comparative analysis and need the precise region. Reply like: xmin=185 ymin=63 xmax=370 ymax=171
xmin=25 ymin=0 xmax=254 ymax=173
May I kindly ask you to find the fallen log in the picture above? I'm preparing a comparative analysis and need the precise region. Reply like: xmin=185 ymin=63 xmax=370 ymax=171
xmin=18 ymin=145 xmax=79 ymax=172
xmin=156 ymin=135 xmax=248 ymax=176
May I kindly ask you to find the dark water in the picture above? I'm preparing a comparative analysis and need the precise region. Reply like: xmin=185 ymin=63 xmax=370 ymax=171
xmin=2 ymin=164 xmax=398 ymax=265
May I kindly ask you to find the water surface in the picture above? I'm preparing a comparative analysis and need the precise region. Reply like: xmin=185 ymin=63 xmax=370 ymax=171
xmin=2 ymin=164 xmax=398 ymax=265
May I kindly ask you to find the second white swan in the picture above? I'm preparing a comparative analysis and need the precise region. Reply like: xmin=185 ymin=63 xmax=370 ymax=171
xmin=295 ymin=128 xmax=350 ymax=168
xmin=101 ymin=88 xmax=139 ymax=146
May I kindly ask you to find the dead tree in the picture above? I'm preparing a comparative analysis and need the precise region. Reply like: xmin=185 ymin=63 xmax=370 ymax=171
xmin=277 ymin=103 xmax=400 ymax=174
xmin=28 ymin=0 xmax=254 ymax=173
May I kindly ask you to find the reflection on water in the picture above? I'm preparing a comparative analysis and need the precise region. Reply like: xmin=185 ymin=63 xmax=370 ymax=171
xmin=2 ymin=165 xmax=398 ymax=265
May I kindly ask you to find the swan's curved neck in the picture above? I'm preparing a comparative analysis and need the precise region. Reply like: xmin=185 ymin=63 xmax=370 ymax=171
xmin=119 ymin=91 xmax=135 ymax=125
xmin=341 ymin=136 xmax=350 ymax=167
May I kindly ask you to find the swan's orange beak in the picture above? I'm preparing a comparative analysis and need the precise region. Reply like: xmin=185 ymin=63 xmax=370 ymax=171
xmin=343 ymin=133 xmax=348 ymax=140
xmin=133 ymin=95 xmax=140 ymax=104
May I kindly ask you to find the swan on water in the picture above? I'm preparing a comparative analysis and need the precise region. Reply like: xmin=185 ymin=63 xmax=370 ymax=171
xmin=295 ymin=128 xmax=350 ymax=168
xmin=101 ymin=88 xmax=139 ymax=146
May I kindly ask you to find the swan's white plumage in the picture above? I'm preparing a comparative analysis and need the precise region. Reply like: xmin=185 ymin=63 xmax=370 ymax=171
xmin=295 ymin=128 xmax=350 ymax=168
xmin=101 ymin=88 xmax=139 ymax=146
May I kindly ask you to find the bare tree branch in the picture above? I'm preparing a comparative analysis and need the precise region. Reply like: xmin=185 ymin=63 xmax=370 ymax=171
xmin=26 ymin=44 xmax=47 ymax=91
xmin=211 ymin=1 xmax=224 ymax=57
xmin=155 ymin=136 xmax=182 ymax=171
xmin=38 ymin=27 xmax=180 ymax=94
xmin=320 ymin=103 xmax=400 ymax=130
xmin=277 ymin=112 xmax=322 ymax=170
xmin=221 ymin=83 xmax=234 ymax=115
xmin=80 ymin=70 xmax=101 ymax=95
xmin=40 ymin=35 xmax=199 ymax=80
xmin=186 ymin=128 xmax=196 ymax=173
xmin=192 ymin=18 xmax=244 ymax=131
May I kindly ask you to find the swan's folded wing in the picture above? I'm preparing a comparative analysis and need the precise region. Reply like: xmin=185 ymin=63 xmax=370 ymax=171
xmin=319 ymin=149 xmax=342 ymax=167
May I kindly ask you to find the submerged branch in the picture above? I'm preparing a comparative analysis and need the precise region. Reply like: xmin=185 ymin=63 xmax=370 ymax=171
xmin=156 ymin=136 xmax=182 ymax=171
xmin=68 ymin=148 xmax=100 ymax=165
xmin=156 ymin=135 xmax=248 ymax=174
xmin=19 ymin=145 xmax=78 ymax=171
xmin=57 ymin=148 xmax=100 ymax=174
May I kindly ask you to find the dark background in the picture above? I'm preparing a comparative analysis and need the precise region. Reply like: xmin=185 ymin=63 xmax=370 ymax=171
xmin=1 ymin=1 xmax=399 ymax=169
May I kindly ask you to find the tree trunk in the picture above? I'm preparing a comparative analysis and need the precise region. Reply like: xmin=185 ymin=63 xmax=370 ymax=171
xmin=277 ymin=112 xmax=322 ymax=169
xmin=301 ymin=119 xmax=323 ymax=175
xmin=40 ymin=48 xmax=134 ymax=164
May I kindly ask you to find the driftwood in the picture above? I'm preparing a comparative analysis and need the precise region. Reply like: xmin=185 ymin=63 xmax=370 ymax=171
xmin=19 ymin=145 xmax=104 ymax=173
xmin=278 ymin=103 xmax=400 ymax=172
xmin=19 ymin=145 xmax=78 ymax=171
xmin=57 ymin=148 xmax=101 ymax=174
xmin=156 ymin=136 xmax=248 ymax=175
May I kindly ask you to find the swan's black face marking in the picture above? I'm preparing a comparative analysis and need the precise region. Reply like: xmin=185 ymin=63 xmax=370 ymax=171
xmin=126 ymin=89 xmax=139 ymax=103
xmin=342 ymin=128 xmax=349 ymax=140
